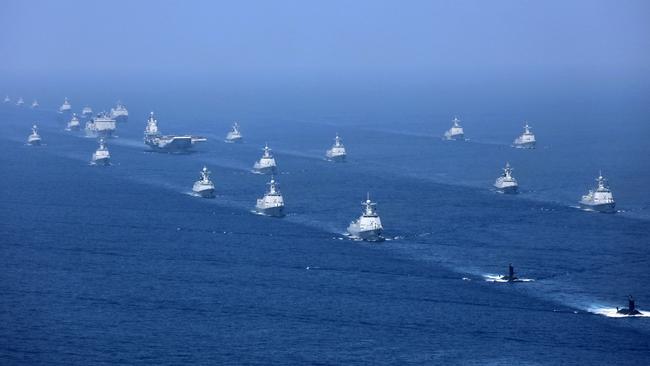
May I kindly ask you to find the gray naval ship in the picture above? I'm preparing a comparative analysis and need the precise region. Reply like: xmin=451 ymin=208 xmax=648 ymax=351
xmin=31 ymin=100 xmax=39 ymax=109
xmin=66 ymin=113 xmax=81 ymax=131
xmin=16 ymin=97 xmax=25 ymax=107
xmin=81 ymin=106 xmax=93 ymax=119
xmin=3 ymin=95 xmax=9 ymax=103
xmin=143 ymin=112 xmax=206 ymax=152
xmin=253 ymin=144 xmax=278 ymax=174
xmin=58 ymin=97 xmax=72 ymax=114
xmin=110 ymin=101 xmax=129 ymax=123
xmin=85 ymin=112 xmax=117 ymax=137
xmin=91 ymin=138 xmax=111 ymax=166
xmin=347 ymin=194 xmax=384 ymax=242
xmin=27 ymin=125 xmax=42 ymax=145
xmin=617 ymin=296 xmax=643 ymax=316
xmin=192 ymin=166 xmax=215 ymax=198
xmin=494 ymin=162 xmax=518 ymax=194
xmin=326 ymin=134 xmax=347 ymax=162
xmin=444 ymin=117 xmax=465 ymax=141
xmin=512 ymin=122 xmax=536 ymax=149
xmin=225 ymin=122 xmax=243 ymax=143
xmin=255 ymin=176 xmax=285 ymax=217
xmin=580 ymin=172 xmax=616 ymax=213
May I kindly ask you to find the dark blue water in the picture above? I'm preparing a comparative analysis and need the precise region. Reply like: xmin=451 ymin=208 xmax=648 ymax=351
xmin=1 ymin=90 xmax=649 ymax=365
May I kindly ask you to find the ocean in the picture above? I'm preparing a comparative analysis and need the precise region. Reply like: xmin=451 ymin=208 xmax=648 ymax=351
xmin=1 ymin=85 xmax=649 ymax=365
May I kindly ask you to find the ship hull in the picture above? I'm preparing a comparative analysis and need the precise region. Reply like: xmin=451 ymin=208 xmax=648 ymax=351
xmin=193 ymin=188 xmax=215 ymax=198
xmin=326 ymin=154 xmax=346 ymax=162
xmin=445 ymin=134 xmax=465 ymax=141
xmin=579 ymin=202 xmax=616 ymax=213
xmin=225 ymin=137 xmax=243 ymax=143
xmin=495 ymin=185 xmax=518 ymax=194
xmin=114 ymin=115 xmax=128 ymax=124
xmin=347 ymin=227 xmax=384 ymax=242
xmin=253 ymin=166 xmax=277 ymax=175
xmin=92 ymin=157 xmax=110 ymax=166
xmin=512 ymin=141 xmax=536 ymax=149
xmin=27 ymin=139 xmax=41 ymax=146
xmin=145 ymin=136 xmax=194 ymax=153
xmin=256 ymin=205 xmax=285 ymax=217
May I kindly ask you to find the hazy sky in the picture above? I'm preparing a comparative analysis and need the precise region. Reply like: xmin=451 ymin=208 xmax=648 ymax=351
xmin=1 ymin=0 xmax=649 ymax=84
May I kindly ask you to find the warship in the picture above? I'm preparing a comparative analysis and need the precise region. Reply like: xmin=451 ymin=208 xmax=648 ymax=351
xmin=580 ymin=172 xmax=616 ymax=213
xmin=255 ymin=176 xmax=285 ymax=217
xmin=253 ymin=144 xmax=277 ymax=174
xmin=3 ymin=95 xmax=9 ymax=103
xmin=81 ymin=106 xmax=93 ymax=119
xmin=91 ymin=138 xmax=111 ymax=166
xmin=192 ymin=166 xmax=215 ymax=198
xmin=143 ymin=112 xmax=205 ymax=152
xmin=85 ymin=112 xmax=116 ymax=137
xmin=617 ymin=296 xmax=642 ymax=316
xmin=66 ymin=113 xmax=81 ymax=131
xmin=110 ymin=101 xmax=129 ymax=123
xmin=444 ymin=117 xmax=465 ymax=141
xmin=498 ymin=264 xmax=521 ymax=283
xmin=347 ymin=194 xmax=384 ymax=242
xmin=58 ymin=97 xmax=72 ymax=113
xmin=31 ymin=100 xmax=39 ymax=108
xmin=16 ymin=97 xmax=24 ymax=107
xmin=225 ymin=122 xmax=243 ymax=143
xmin=27 ymin=125 xmax=42 ymax=145
xmin=494 ymin=162 xmax=518 ymax=194
xmin=512 ymin=122 xmax=536 ymax=149
xmin=326 ymin=134 xmax=347 ymax=162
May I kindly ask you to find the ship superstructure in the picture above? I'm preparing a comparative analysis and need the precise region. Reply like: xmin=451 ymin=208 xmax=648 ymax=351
xmin=192 ymin=166 xmax=215 ymax=198
xmin=27 ymin=125 xmax=42 ymax=145
xmin=444 ymin=117 xmax=465 ymax=141
xmin=494 ymin=162 xmax=518 ymax=194
xmin=225 ymin=122 xmax=243 ymax=143
xmin=347 ymin=194 xmax=384 ymax=242
xmin=91 ymin=138 xmax=111 ymax=165
xmin=580 ymin=172 xmax=616 ymax=213
xmin=110 ymin=101 xmax=129 ymax=123
xmin=326 ymin=134 xmax=347 ymax=162
xmin=255 ymin=176 xmax=285 ymax=217
xmin=512 ymin=122 xmax=536 ymax=149
xmin=253 ymin=144 xmax=277 ymax=174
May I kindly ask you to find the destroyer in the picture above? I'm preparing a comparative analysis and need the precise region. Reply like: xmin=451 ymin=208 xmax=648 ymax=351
xmin=444 ymin=117 xmax=465 ymax=141
xmin=66 ymin=113 xmax=81 ymax=131
xmin=91 ymin=138 xmax=111 ymax=166
xmin=59 ymin=97 xmax=72 ymax=113
xmin=225 ymin=122 xmax=243 ymax=143
xmin=255 ymin=176 xmax=285 ymax=217
xmin=253 ymin=144 xmax=277 ymax=174
xmin=144 ymin=112 xmax=206 ymax=152
xmin=512 ymin=122 xmax=536 ymax=149
xmin=16 ymin=97 xmax=24 ymax=107
xmin=347 ymin=194 xmax=384 ymax=242
xmin=326 ymin=134 xmax=347 ymax=162
xmin=85 ymin=112 xmax=116 ymax=137
xmin=110 ymin=101 xmax=129 ymax=123
xmin=27 ymin=125 xmax=42 ymax=145
xmin=31 ymin=100 xmax=39 ymax=109
xmin=617 ymin=296 xmax=642 ymax=316
xmin=580 ymin=172 xmax=616 ymax=213
xmin=494 ymin=162 xmax=518 ymax=194
xmin=192 ymin=166 xmax=215 ymax=198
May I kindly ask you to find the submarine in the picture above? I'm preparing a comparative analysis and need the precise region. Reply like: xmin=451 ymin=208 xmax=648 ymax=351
xmin=499 ymin=264 xmax=520 ymax=283
xmin=617 ymin=296 xmax=642 ymax=316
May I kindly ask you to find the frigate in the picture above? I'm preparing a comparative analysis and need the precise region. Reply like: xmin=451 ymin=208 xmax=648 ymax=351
xmin=82 ymin=106 xmax=93 ymax=119
xmin=444 ymin=117 xmax=465 ymax=141
xmin=347 ymin=194 xmax=384 ymax=242
xmin=27 ymin=125 xmax=42 ymax=145
xmin=16 ymin=97 xmax=24 ymax=106
xmin=3 ymin=95 xmax=9 ymax=103
xmin=192 ymin=166 xmax=215 ymax=198
xmin=59 ymin=97 xmax=72 ymax=113
xmin=31 ymin=100 xmax=39 ymax=108
xmin=326 ymin=134 xmax=347 ymax=162
xmin=494 ymin=162 xmax=518 ymax=194
xmin=580 ymin=172 xmax=616 ymax=213
xmin=91 ymin=138 xmax=111 ymax=166
xmin=225 ymin=122 xmax=243 ymax=143
xmin=253 ymin=144 xmax=277 ymax=174
xmin=66 ymin=113 xmax=81 ymax=131
xmin=255 ymin=176 xmax=285 ymax=217
xmin=512 ymin=122 xmax=536 ymax=149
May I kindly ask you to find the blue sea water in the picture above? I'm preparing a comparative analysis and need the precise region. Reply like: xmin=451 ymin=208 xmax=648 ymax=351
xmin=1 ymin=86 xmax=649 ymax=365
